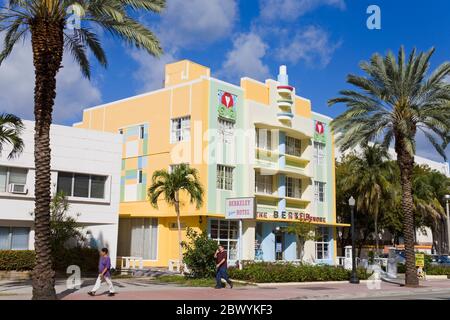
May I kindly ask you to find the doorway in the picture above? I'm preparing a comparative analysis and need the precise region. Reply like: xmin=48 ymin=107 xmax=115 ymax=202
xmin=275 ymin=232 xmax=284 ymax=260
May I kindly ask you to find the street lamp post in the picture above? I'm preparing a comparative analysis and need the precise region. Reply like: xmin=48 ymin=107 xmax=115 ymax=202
xmin=445 ymin=195 xmax=450 ymax=255
xmin=349 ymin=196 xmax=360 ymax=284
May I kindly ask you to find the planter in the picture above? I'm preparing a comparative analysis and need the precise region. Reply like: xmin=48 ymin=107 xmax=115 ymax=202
xmin=0 ymin=270 xmax=31 ymax=281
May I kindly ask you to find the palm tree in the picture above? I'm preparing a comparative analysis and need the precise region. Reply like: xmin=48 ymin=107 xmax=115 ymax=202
xmin=341 ymin=144 xmax=394 ymax=255
xmin=329 ymin=47 xmax=450 ymax=286
xmin=148 ymin=164 xmax=204 ymax=272
xmin=0 ymin=0 xmax=165 ymax=299
xmin=0 ymin=113 xmax=24 ymax=158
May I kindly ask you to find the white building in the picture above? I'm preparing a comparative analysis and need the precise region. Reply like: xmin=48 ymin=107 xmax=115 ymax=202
xmin=0 ymin=121 xmax=122 ymax=266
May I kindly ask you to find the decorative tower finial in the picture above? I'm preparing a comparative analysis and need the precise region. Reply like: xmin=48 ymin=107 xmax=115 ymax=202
xmin=277 ymin=65 xmax=289 ymax=85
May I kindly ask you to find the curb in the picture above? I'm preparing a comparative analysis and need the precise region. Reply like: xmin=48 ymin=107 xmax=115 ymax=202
xmin=231 ymin=278 xmax=449 ymax=288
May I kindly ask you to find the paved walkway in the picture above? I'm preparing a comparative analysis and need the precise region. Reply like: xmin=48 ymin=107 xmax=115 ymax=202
xmin=1 ymin=278 xmax=449 ymax=300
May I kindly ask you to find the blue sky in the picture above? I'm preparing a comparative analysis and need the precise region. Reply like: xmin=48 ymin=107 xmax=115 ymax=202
xmin=0 ymin=0 xmax=449 ymax=162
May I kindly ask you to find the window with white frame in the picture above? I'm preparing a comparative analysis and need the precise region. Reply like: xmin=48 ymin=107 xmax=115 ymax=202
xmin=171 ymin=116 xmax=190 ymax=143
xmin=286 ymin=136 xmax=302 ymax=157
xmin=314 ymin=181 xmax=325 ymax=203
xmin=0 ymin=166 xmax=28 ymax=193
xmin=57 ymin=172 xmax=107 ymax=199
xmin=255 ymin=128 xmax=272 ymax=150
xmin=210 ymin=219 xmax=238 ymax=261
xmin=216 ymin=165 xmax=233 ymax=191
xmin=255 ymin=172 xmax=273 ymax=194
xmin=315 ymin=227 xmax=330 ymax=260
xmin=286 ymin=177 xmax=302 ymax=198
xmin=218 ymin=118 xmax=234 ymax=144
xmin=313 ymin=141 xmax=326 ymax=165
xmin=0 ymin=227 xmax=29 ymax=250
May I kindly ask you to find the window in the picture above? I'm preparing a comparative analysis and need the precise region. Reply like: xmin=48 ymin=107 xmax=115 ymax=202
xmin=57 ymin=172 xmax=107 ymax=199
xmin=313 ymin=141 xmax=325 ymax=165
xmin=217 ymin=165 xmax=233 ymax=190
xmin=315 ymin=227 xmax=330 ymax=260
xmin=139 ymin=125 xmax=145 ymax=139
xmin=171 ymin=116 xmax=191 ymax=142
xmin=0 ymin=166 xmax=28 ymax=193
xmin=218 ymin=118 xmax=234 ymax=144
xmin=255 ymin=128 xmax=272 ymax=150
xmin=138 ymin=170 xmax=143 ymax=184
xmin=117 ymin=218 xmax=158 ymax=260
xmin=286 ymin=177 xmax=302 ymax=198
xmin=91 ymin=176 xmax=107 ymax=199
xmin=210 ymin=219 xmax=238 ymax=261
xmin=286 ymin=136 xmax=302 ymax=157
xmin=314 ymin=181 xmax=325 ymax=203
xmin=74 ymin=173 xmax=89 ymax=198
xmin=0 ymin=227 xmax=29 ymax=250
xmin=255 ymin=172 xmax=273 ymax=194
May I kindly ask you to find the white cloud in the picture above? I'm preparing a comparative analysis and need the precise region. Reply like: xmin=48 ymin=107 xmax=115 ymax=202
xmin=218 ymin=32 xmax=270 ymax=82
xmin=0 ymin=38 xmax=101 ymax=125
xmin=275 ymin=26 xmax=341 ymax=68
xmin=157 ymin=0 xmax=238 ymax=49
xmin=129 ymin=49 xmax=177 ymax=93
xmin=259 ymin=0 xmax=346 ymax=21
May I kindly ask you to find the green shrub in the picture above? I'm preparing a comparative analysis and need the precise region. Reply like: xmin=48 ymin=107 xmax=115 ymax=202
xmin=181 ymin=228 xmax=218 ymax=278
xmin=0 ymin=250 xmax=36 ymax=271
xmin=52 ymin=247 xmax=99 ymax=273
xmin=426 ymin=265 xmax=450 ymax=276
xmin=228 ymin=262 xmax=371 ymax=283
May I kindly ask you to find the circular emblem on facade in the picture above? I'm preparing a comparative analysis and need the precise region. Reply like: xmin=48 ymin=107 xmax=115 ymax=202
xmin=315 ymin=121 xmax=324 ymax=134
xmin=221 ymin=92 xmax=234 ymax=109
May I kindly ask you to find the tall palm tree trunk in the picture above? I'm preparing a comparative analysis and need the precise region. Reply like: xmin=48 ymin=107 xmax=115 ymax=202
xmin=174 ymin=191 xmax=183 ymax=273
xmin=30 ymin=18 xmax=64 ymax=300
xmin=396 ymin=141 xmax=419 ymax=287
xmin=374 ymin=214 xmax=379 ymax=257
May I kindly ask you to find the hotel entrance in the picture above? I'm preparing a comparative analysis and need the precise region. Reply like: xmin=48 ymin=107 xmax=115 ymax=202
xmin=274 ymin=229 xmax=285 ymax=260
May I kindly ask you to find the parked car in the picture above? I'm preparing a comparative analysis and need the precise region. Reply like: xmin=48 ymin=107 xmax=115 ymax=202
xmin=437 ymin=255 xmax=450 ymax=266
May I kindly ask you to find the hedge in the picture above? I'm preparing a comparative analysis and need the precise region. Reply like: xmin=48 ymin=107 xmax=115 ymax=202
xmin=228 ymin=262 xmax=372 ymax=283
xmin=0 ymin=247 xmax=99 ymax=273
xmin=426 ymin=265 xmax=450 ymax=276
xmin=0 ymin=250 xmax=36 ymax=271
xmin=52 ymin=247 xmax=99 ymax=273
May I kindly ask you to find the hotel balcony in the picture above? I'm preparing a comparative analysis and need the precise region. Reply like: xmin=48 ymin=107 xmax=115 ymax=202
xmin=254 ymin=147 xmax=312 ymax=179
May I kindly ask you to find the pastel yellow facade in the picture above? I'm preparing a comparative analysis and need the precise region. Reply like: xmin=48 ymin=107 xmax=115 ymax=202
xmin=75 ymin=60 xmax=341 ymax=267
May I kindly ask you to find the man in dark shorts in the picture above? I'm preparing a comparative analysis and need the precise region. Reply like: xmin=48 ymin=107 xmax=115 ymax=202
xmin=214 ymin=245 xmax=233 ymax=289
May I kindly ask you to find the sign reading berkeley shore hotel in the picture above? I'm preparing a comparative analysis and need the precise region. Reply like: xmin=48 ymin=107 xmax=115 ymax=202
xmin=225 ymin=197 xmax=256 ymax=220
xmin=257 ymin=210 xmax=326 ymax=223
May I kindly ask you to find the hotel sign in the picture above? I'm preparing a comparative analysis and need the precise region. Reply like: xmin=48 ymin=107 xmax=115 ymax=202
xmin=257 ymin=210 xmax=326 ymax=223
xmin=225 ymin=197 xmax=256 ymax=220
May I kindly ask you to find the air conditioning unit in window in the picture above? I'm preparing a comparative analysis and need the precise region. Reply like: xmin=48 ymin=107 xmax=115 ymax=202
xmin=8 ymin=183 xmax=28 ymax=194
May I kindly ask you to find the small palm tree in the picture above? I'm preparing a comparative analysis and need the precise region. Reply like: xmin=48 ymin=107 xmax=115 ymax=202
xmin=329 ymin=47 xmax=450 ymax=286
xmin=0 ymin=113 xmax=24 ymax=158
xmin=148 ymin=164 xmax=204 ymax=272
xmin=1 ymin=0 xmax=165 ymax=299
xmin=341 ymin=144 xmax=394 ymax=255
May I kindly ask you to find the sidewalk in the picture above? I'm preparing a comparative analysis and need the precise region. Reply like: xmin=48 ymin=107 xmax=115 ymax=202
xmin=1 ymin=278 xmax=449 ymax=300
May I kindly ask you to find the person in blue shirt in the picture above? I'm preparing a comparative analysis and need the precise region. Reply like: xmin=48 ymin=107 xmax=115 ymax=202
xmin=88 ymin=248 xmax=115 ymax=296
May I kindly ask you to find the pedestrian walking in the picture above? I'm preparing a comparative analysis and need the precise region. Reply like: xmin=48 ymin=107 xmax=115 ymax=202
xmin=214 ymin=245 xmax=233 ymax=289
xmin=88 ymin=247 xmax=115 ymax=296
